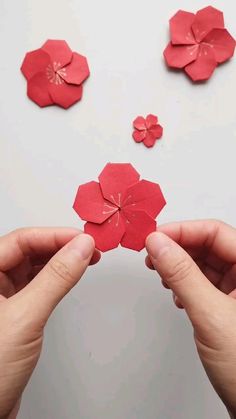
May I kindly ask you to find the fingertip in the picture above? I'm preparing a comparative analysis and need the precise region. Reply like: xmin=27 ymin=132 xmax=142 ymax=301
xmin=81 ymin=234 xmax=101 ymax=266
xmin=145 ymin=255 xmax=155 ymax=270
xmin=145 ymin=231 xmax=159 ymax=247
xmin=146 ymin=231 xmax=172 ymax=260
xmin=89 ymin=249 xmax=101 ymax=266
xmin=69 ymin=233 xmax=95 ymax=260
xmin=82 ymin=233 xmax=95 ymax=248
xmin=145 ymin=232 xmax=162 ymax=256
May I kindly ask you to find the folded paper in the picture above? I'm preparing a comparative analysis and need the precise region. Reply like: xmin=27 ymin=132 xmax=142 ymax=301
xmin=21 ymin=40 xmax=90 ymax=108
xmin=164 ymin=6 xmax=235 ymax=82
xmin=132 ymin=114 xmax=163 ymax=148
xmin=73 ymin=163 xmax=166 ymax=252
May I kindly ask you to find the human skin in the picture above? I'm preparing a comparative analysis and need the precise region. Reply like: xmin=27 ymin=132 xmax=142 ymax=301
xmin=146 ymin=220 xmax=236 ymax=418
xmin=1 ymin=221 xmax=236 ymax=418
xmin=0 ymin=228 xmax=100 ymax=419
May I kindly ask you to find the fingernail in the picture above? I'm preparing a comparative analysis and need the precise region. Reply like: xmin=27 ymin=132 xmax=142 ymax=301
xmin=146 ymin=232 xmax=172 ymax=260
xmin=69 ymin=234 xmax=95 ymax=260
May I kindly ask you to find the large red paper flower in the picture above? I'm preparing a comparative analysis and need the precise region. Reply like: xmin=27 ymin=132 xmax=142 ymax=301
xmin=21 ymin=40 xmax=90 ymax=108
xmin=164 ymin=6 xmax=235 ymax=82
xmin=73 ymin=163 xmax=166 ymax=252
xmin=132 ymin=114 xmax=163 ymax=148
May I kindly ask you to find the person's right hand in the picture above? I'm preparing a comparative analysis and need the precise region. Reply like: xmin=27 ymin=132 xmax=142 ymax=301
xmin=146 ymin=220 xmax=236 ymax=418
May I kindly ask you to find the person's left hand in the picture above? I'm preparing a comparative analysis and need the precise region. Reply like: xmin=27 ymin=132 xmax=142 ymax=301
xmin=0 ymin=227 xmax=100 ymax=419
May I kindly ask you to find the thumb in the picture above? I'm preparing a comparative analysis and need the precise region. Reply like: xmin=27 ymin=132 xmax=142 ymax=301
xmin=15 ymin=233 xmax=95 ymax=323
xmin=146 ymin=232 xmax=224 ymax=318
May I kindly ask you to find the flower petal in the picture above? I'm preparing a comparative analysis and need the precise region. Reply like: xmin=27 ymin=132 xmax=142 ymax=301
xmin=170 ymin=10 xmax=196 ymax=45
xmin=99 ymin=163 xmax=140 ymax=206
xmin=85 ymin=212 xmax=126 ymax=252
xmin=41 ymin=40 xmax=73 ymax=68
xmin=21 ymin=49 xmax=51 ymax=81
xmin=121 ymin=210 xmax=156 ymax=252
xmin=192 ymin=6 xmax=224 ymax=43
xmin=149 ymin=125 xmax=163 ymax=139
xmin=123 ymin=180 xmax=166 ymax=218
xmin=143 ymin=132 xmax=156 ymax=148
xmin=27 ymin=72 xmax=53 ymax=107
xmin=132 ymin=129 xmax=146 ymax=143
xmin=73 ymin=181 xmax=117 ymax=224
xmin=145 ymin=114 xmax=158 ymax=129
xmin=133 ymin=116 xmax=146 ymax=130
xmin=185 ymin=44 xmax=217 ymax=81
xmin=164 ymin=42 xmax=199 ymax=69
xmin=48 ymin=82 xmax=83 ymax=109
xmin=61 ymin=53 xmax=90 ymax=85
xmin=203 ymin=28 xmax=235 ymax=64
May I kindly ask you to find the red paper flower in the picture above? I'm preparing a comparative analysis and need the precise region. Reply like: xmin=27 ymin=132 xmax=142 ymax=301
xmin=73 ymin=163 xmax=166 ymax=252
xmin=21 ymin=40 xmax=90 ymax=108
xmin=132 ymin=114 xmax=163 ymax=148
xmin=164 ymin=6 xmax=235 ymax=82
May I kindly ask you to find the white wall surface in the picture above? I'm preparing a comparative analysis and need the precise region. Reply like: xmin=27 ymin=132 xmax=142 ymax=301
xmin=0 ymin=0 xmax=235 ymax=418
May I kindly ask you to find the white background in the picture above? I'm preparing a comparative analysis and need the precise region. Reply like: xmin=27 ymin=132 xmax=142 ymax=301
xmin=0 ymin=0 xmax=235 ymax=418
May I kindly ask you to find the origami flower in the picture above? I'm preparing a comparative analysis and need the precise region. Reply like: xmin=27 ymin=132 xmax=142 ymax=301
xmin=21 ymin=40 xmax=90 ymax=108
xmin=132 ymin=115 xmax=163 ymax=148
xmin=164 ymin=6 xmax=235 ymax=82
xmin=73 ymin=163 xmax=166 ymax=252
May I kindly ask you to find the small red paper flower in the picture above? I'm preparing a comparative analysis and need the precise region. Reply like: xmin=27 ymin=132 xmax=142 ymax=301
xmin=132 ymin=115 xmax=163 ymax=148
xmin=21 ymin=40 xmax=90 ymax=109
xmin=73 ymin=163 xmax=166 ymax=252
xmin=164 ymin=6 xmax=235 ymax=82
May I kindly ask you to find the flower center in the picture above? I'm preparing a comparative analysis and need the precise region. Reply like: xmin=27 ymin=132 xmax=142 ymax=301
xmin=109 ymin=193 xmax=122 ymax=209
xmin=102 ymin=194 xmax=136 ymax=227
xmin=103 ymin=193 xmax=137 ymax=227
xmin=187 ymin=44 xmax=199 ymax=56
xmin=46 ymin=62 xmax=67 ymax=85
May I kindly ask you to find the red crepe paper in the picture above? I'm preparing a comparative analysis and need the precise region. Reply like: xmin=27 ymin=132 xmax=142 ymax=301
xmin=21 ymin=40 xmax=90 ymax=108
xmin=132 ymin=115 xmax=163 ymax=148
xmin=164 ymin=6 xmax=235 ymax=82
xmin=73 ymin=163 xmax=166 ymax=252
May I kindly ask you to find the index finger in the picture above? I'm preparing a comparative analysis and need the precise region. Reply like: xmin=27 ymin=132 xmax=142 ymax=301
xmin=158 ymin=220 xmax=236 ymax=263
xmin=0 ymin=227 xmax=100 ymax=271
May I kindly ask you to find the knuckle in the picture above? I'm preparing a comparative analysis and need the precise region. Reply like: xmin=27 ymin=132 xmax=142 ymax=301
xmin=209 ymin=219 xmax=226 ymax=233
xmin=166 ymin=258 xmax=193 ymax=285
xmin=46 ymin=259 xmax=75 ymax=290
xmin=11 ymin=227 xmax=28 ymax=238
xmin=14 ymin=227 xmax=37 ymax=235
xmin=207 ymin=219 xmax=226 ymax=232
xmin=26 ymin=227 xmax=44 ymax=242
xmin=14 ymin=227 xmax=41 ymax=244
xmin=209 ymin=218 xmax=223 ymax=226
xmin=14 ymin=227 xmax=42 ymax=254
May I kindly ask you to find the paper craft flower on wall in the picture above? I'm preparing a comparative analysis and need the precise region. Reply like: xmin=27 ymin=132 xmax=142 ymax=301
xmin=132 ymin=114 xmax=163 ymax=148
xmin=73 ymin=163 xmax=166 ymax=252
xmin=21 ymin=40 xmax=90 ymax=108
xmin=164 ymin=6 xmax=235 ymax=82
